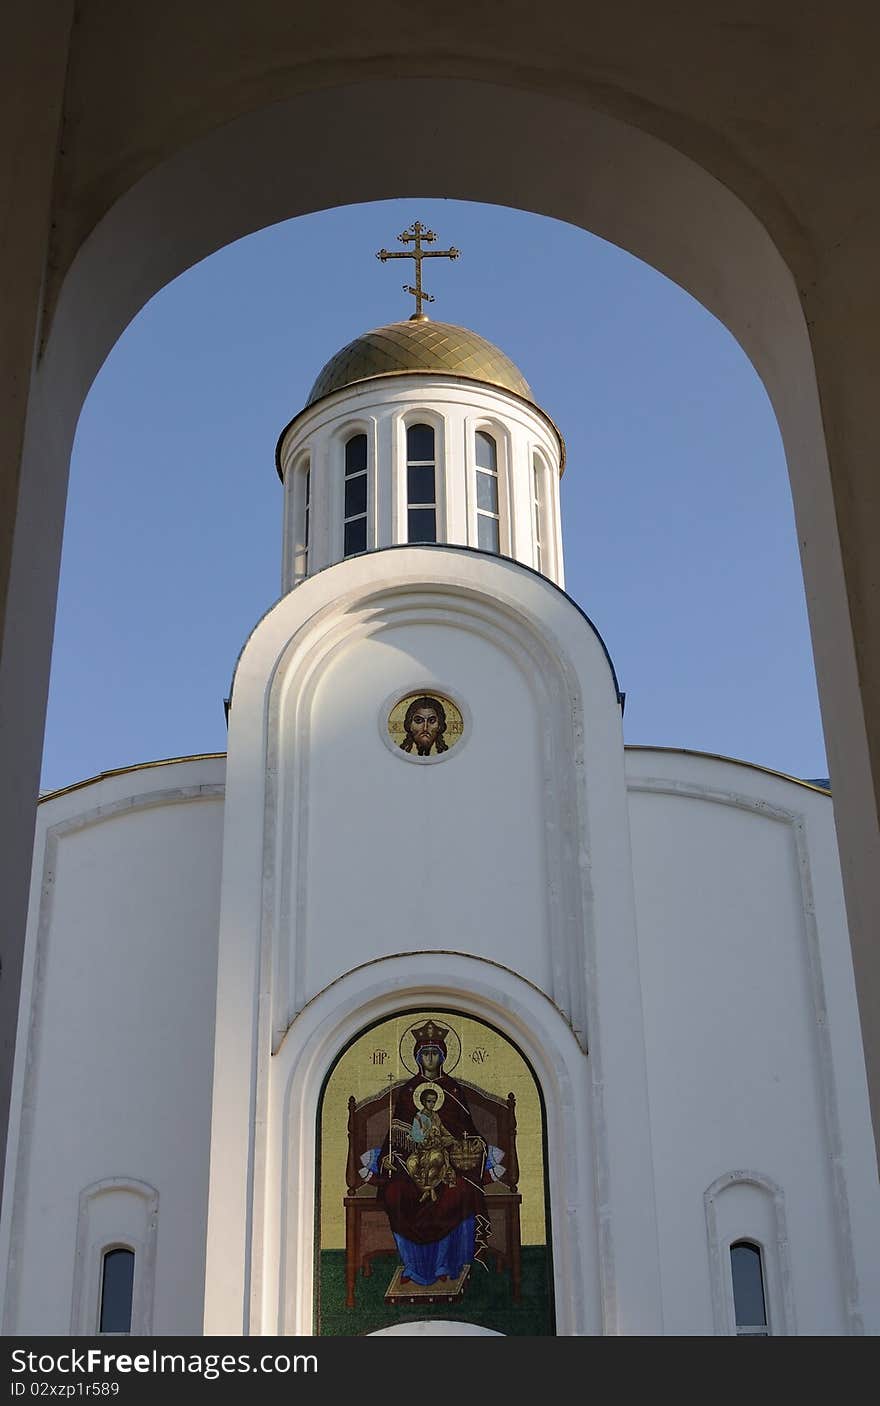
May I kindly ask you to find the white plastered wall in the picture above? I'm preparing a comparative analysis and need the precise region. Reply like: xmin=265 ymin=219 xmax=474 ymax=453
xmin=0 ymin=757 xmax=226 ymax=1335
xmin=4 ymin=653 xmax=877 ymax=1335
xmin=625 ymin=748 xmax=880 ymax=1335
xmin=205 ymin=546 xmax=662 ymax=1335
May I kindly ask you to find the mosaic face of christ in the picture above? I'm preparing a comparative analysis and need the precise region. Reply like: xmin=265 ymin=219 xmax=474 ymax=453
xmin=409 ymin=704 xmax=440 ymax=753
xmin=400 ymin=695 xmax=448 ymax=756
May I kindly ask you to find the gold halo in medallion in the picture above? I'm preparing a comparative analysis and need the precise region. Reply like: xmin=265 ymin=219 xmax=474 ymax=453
xmin=398 ymin=1018 xmax=462 ymax=1076
xmin=412 ymin=1081 xmax=445 ymax=1112
xmin=387 ymin=691 xmax=464 ymax=758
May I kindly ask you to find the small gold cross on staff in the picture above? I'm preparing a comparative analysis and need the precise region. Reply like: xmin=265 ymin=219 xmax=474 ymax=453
xmin=376 ymin=221 xmax=460 ymax=319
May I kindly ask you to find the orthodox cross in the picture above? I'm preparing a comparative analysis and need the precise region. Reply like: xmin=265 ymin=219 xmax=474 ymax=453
xmin=376 ymin=221 xmax=460 ymax=317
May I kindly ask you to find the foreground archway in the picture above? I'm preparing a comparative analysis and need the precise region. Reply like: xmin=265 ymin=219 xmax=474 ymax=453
xmin=3 ymin=75 xmax=878 ymax=1200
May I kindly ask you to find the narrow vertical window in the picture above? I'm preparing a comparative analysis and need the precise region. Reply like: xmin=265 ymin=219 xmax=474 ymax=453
xmin=730 ymin=1241 xmax=769 ymax=1336
xmin=475 ymin=431 xmax=499 ymax=553
xmin=532 ymin=453 xmax=545 ymax=572
xmin=303 ymin=464 xmax=310 ymax=565
xmin=344 ymin=433 xmax=368 ymax=557
xmin=294 ymin=458 xmax=311 ymax=580
xmin=99 ymin=1247 xmax=134 ymax=1334
xmin=407 ymin=423 xmax=437 ymax=543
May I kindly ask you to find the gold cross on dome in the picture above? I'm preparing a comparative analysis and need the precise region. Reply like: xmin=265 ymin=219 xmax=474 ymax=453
xmin=376 ymin=221 xmax=460 ymax=319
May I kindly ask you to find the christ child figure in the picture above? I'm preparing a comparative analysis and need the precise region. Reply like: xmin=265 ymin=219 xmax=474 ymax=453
xmin=405 ymin=1084 xmax=457 ymax=1202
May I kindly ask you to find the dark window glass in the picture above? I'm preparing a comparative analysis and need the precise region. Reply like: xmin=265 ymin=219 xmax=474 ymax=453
xmin=408 ymin=508 xmax=437 ymax=544
xmin=477 ymin=514 xmax=500 ymax=553
xmin=475 ymin=431 xmax=497 ymax=471
xmin=303 ymin=468 xmax=310 ymax=549
xmin=99 ymin=1248 xmax=134 ymax=1334
xmin=344 ymin=518 xmax=367 ymax=557
xmin=344 ymin=473 xmax=367 ymax=518
xmin=407 ymin=464 xmax=435 ymax=505
xmin=731 ymin=1242 xmax=768 ymax=1333
xmin=406 ymin=424 xmax=434 ymax=463
xmin=345 ymin=434 xmax=367 ymax=474
xmin=476 ymin=471 xmax=498 ymax=513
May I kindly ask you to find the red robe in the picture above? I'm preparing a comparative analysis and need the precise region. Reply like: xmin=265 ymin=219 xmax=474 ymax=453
xmin=376 ymin=1073 xmax=490 ymax=1251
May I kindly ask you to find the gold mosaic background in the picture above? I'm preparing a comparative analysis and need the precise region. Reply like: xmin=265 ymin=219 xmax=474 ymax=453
xmin=320 ymin=1010 xmax=547 ymax=1249
xmin=387 ymin=692 xmax=464 ymax=751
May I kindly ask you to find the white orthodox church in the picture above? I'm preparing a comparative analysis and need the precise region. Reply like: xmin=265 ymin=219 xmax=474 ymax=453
xmin=2 ymin=231 xmax=879 ymax=1337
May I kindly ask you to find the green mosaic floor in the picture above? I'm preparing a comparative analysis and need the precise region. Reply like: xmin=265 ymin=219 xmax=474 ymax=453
xmin=317 ymin=1247 xmax=554 ymax=1336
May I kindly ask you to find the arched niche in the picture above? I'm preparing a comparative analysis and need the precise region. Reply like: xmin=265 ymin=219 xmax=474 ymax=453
xmin=206 ymin=952 xmax=604 ymax=1335
xmin=315 ymin=1006 xmax=553 ymax=1337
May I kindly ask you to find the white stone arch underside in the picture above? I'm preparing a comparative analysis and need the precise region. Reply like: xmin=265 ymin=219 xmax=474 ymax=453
xmin=12 ymin=75 xmax=876 ymax=1201
xmin=7 ymin=70 xmax=878 ymax=1282
xmin=262 ymin=954 xmax=596 ymax=1336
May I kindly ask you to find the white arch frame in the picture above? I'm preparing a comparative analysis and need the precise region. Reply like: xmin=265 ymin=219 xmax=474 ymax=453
xmin=70 ymin=1176 xmax=159 ymax=1337
xmin=264 ymin=952 xmax=596 ymax=1336
xmin=251 ymin=557 xmax=595 ymax=1047
xmin=7 ymin=73 xmax=877 ymax=1212
xmin=704 ymin=1170 xmax=797 ymax=1338
xmin=204 ymin=547 xmax=661 ymax=1336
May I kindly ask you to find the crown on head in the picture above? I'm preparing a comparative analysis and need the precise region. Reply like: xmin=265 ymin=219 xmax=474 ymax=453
xmin=411 ymin=1020 xmax=449 ymax=1049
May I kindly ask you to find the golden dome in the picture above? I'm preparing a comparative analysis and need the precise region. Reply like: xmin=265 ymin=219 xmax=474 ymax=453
xmin=305 ymin=318 xmax=534 ymax=407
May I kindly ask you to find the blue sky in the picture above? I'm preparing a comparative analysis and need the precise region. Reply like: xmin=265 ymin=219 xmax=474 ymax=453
xmin=40 ymin=198 xmax=826 ymax=792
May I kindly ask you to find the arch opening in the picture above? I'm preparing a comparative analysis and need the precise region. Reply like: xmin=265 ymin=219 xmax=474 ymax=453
xmin=6 ymin=72 xmax=878 ymax=1235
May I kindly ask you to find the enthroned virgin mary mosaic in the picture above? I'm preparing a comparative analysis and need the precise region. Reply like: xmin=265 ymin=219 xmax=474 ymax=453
xmin=316 ymin=1011 xmax=554 ymax=1336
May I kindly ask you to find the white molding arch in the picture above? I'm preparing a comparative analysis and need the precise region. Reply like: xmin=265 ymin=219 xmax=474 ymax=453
xmin=262 ymin=953 xmax=597 ymax=1336
xmin=70 ymin=1176 xmax=159 ymax=1337
xmin=260 ymin=564 xmax=592 ymax=1043
xmin=704 ymin=1170 xmax=796 ymax=1338
xmin=206 ymin=546 xmax=661 ymax=1336
xmin=370 ymin=1320 xmax=504 ymax=1335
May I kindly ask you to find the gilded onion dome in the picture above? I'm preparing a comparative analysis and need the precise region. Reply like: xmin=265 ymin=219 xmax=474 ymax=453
xmin=305 ymin=318 xmax=534 ymax=408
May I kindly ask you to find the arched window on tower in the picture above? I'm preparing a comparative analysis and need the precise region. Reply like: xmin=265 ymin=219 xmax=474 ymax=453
xmin=99 ymin=1246 xmax=135 ymax=1334
xmin=475 ymin=431 xmax=500 ymax=553
xmin=730 ymin=1240 xmax=770 ymax=1336
xmin=406 ymin=423 xmax=437 ymax=543
xmin=293 ymin=456 xmax=310 ymax=581
xmin=343 ymin=433 xmax=368 ymax=557
xmin=303 ymin=462 xmax=311 ymax=569
xmin=532 ymin=452 xmax=547 ymax=572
